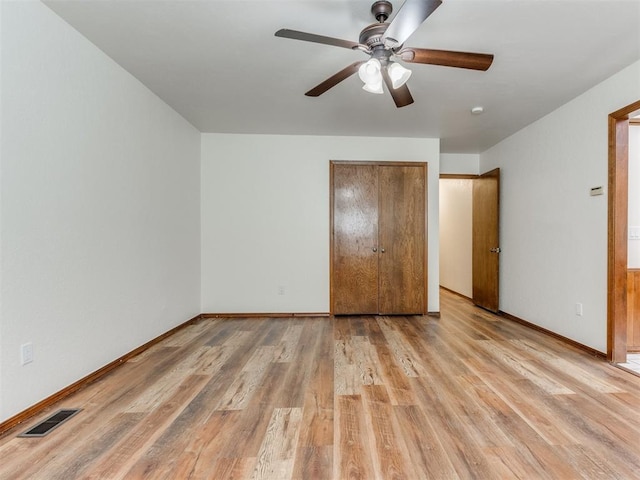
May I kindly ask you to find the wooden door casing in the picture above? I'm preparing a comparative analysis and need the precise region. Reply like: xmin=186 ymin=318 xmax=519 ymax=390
xmin=331 ymin=161 xmax=427 ymax=315
xmin=472 ymin=168 xmax=500 ymax=312
xmin=608 ymin=100 xmax=640 ymax=362
xmin=626 ymin=269 xmax=640 ymax=352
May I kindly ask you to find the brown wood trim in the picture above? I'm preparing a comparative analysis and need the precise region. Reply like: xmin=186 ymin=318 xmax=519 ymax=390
xmin=439 ymin=285 xmax=472 ymax=301
xmin=609 ymin=100 xmax=640 ymax=118
xmin=423 ymin=163 xmax=429 ymax=316
xmin=608 ymin=116 xmax=628 ymax=362
xmin=330 ymin=161 xmax=336 ymax=314
xmin=626 ymin=269 xmax=640 ymax=352
xmin=630 ymin=118 xmax=640 ymax=126
xmin=201 ymin=313 xmax=330 ymax=318
xmin=330 ymin=160 xmax=427 ymax=167
xmin=500 ymin=310 xmax=606 ymax=359
xmin=439 ymin=174 xmax=479 ymax=179
xmin=0 ymin=314 xmax=202 ymax=437
xmin=607 ymin=101 xmax=640 ymax=362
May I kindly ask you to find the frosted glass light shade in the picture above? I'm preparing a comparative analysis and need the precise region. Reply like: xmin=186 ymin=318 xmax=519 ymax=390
xmin=388 ymin=62 xmax=412 ymax=89
xmin=358 ymin=58 xmax=382 ymax=84
xmin=358 ymin=59 xmax=383 ymax=94
xmin=362 ymin=81 xmax=384 ymax=94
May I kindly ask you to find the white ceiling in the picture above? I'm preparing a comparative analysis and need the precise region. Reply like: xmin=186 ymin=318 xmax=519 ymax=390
xmin=43 ymin=0 xmax=640 ymax=153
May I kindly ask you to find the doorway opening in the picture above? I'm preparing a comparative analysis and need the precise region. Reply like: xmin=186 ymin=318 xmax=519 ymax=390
xmin=608 ymin=99 xmax=640 ymax=364
xmin=439 ymin=175 xmax=475 ymax=300
xmin=439 ymin=170 xmax=500 ymax=312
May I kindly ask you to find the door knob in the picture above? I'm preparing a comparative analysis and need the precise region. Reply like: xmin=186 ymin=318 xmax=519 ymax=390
xmin=381 ymin=248 xmax=386 ymax=253
xmin=372 ymin=247 xmax=377 ymax=252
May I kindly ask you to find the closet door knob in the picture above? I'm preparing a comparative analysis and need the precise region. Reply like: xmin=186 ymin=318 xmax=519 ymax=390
xmin=372 ymin=247 xmax=378 ymax=252
xmin=381 ymin=248 xmax=386 ymax=253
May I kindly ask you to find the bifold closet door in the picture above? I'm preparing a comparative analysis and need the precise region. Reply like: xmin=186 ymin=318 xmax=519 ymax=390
xmin=331 ymin=162 xmax=427 ymax=315
xmin=332 ymin=163 xmax=379 ymax=314
xmin=378 ymin=165 xmax=426 ymax=314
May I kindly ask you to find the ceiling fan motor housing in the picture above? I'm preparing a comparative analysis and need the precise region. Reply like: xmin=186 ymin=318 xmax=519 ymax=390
xmin=371 ymin=1 xmax=393 ymax=22
xmin=359 ymin=23 xmax=390 ymax=50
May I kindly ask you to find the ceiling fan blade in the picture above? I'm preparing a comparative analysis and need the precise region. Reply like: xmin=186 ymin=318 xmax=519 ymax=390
xmin=381 ymin=66 xmax=414 ymax=108
xmin=399 ymin=48 xmax=494 ymax=71
xmin=383 ymin=0 xmax=442 ymax=48
xmin=275 ymin=29 xmax=360 ymax=50
xmin=305 ymin=61 xmax=365 ymax=97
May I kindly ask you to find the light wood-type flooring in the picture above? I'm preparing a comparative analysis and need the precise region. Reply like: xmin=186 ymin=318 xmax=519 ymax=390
xmin=618 ymin=353 xmax=640 ymax=375
xmin=1 ymin=289 xmax=640 ymax=479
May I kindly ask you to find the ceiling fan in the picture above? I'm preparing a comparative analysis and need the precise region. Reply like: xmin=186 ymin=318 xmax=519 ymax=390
xmin=275 ymin=0 xmax=494 ymax=108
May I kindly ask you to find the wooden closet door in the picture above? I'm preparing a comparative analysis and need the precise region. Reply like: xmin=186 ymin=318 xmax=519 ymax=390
xmin=378 ymin=165 xmax=427 ymax=314
xmin=331 ymin=164 xmax=379 ymax=314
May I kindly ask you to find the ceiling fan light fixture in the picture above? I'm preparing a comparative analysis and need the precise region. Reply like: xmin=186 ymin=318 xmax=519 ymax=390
xmin=362 ymin=81 xmax=384 ymax=94
xmin=388 ymin=62 xmax=412 ymax=89
xmin=358 ymin=58 xmax=383 ymax=94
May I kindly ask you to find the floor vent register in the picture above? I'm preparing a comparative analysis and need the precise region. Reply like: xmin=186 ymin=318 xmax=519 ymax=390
xmin=18 ymin=409 xmax=81 ymax=438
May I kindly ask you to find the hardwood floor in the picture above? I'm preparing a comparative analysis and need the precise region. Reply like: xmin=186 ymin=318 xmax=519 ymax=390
xmin=618 ymin=353 xmax=640 ymax=376
xmin=1 ymin=289 xmax=640 ymax=479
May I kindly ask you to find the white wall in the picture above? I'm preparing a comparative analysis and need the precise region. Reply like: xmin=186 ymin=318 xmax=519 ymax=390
xmin=438 ymin=154 xmax=477 ymax=298
xmin=440 ymin=153 xmax=480 ymax=175
xmin=480 ymin=60 xmax=640 ymax=353
xmin=439 ymin=179 xmax=473 ymax=298
xmin=628 ymin=125 xmax=640 ymax=267
xmin=201 ymin=134 xmax=440 ymax=314
xmin=0 ymin=2 xmax=201 ymax=421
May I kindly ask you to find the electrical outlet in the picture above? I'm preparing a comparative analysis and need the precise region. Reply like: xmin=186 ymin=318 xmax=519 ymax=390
xmin=575 ymin=303 xmax=583 ymax=316
xmin=21 ymin=343 xmax=33 ymax=365
xmin=277 ymin=285 xmax=286 ymax=295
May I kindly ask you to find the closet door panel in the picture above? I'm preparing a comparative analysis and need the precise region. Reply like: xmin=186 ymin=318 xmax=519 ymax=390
xmin=378 ymin=165 xmax=427 ymax=314
xmin=332 ymin=164 xmax=379 ymax=314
